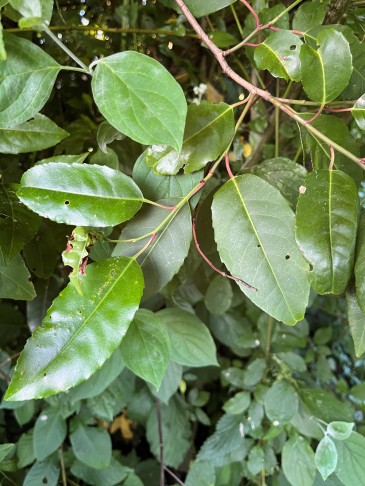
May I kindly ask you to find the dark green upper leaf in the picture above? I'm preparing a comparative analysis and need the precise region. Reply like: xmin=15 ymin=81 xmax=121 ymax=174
xmin=0 ymin=34 xmax=61 ymax=127
xmin=92 ymin=51 xmax=187 ymax=152
xmin=212 ymin=174 xmax=310 ymax=325
xmin=0 ymin=114 xmax=69 ymax=154
xmin=254 ymin=30 xmax=303 ymax=81
xmin=17 ymin=163 xmax=143 ymax=227
xmin=296 ymin=170 xmax=358 ymax=295
xmin=300 ymin=29 xmax=352 ymax=103
xmin=5 ymin=257 xmax=143 ymax=400
xmin=145 ymin=102 xmax=234 ymax=175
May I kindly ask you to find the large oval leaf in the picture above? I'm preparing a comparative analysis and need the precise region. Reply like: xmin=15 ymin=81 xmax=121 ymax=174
xmin=5 ymin=257 xmax=144 ymax=400
xmin=92 ymin=51 xmax=187 ymax=152
xmin=17 ymin=163 xmax=143 ymax=227
xmin=300 ymin=29 xmax=352 ymax=103
xmin=254 ymin=30 xmax=303 ymax=81
xmin=295 ymin=170 xmax=358 ymax=295
xmin=113 ymin=200 xmax=192 ymax=299
xmin=0 ymin=34 xmax=61 ymax=127
xmin=145 ymin=102 xmax=234 ymax=175
xmin=212 ymin=174 xmax=310 ymax=325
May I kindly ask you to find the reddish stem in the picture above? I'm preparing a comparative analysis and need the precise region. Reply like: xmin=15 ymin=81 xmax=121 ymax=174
xmin=240 ymin=0 xmax=260 ymax=28
xmin=192 ymin=215 xmax=256 ymax=291
xmin=225 ymin=153 xmax=235 ymax=180
xmin=329 ymin=145 xmax=335 ymax=171
xmin=305 ymin=105 xmax=324 ymax=124
xmin=325 ymin=106 xmax=352 ymax=113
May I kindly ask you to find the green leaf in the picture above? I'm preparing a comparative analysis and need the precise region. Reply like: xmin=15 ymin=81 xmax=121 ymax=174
xmin=207 ymin=31 xmax=238 ymax=48
xmin=0 ymin=185 xmax=40 ymax=263
xmin=62 ymin=227 xmax=92 ymax=295
xmin=157 ymin=308 xmax=218 ymax=367
xmin=254 ymin=30 xmax=303 ymax=81
xmin=300 ymin=29 xmax=352 ymax=103
xmin=23 ymin=222 xmax=58 ymax=279
xmin=113 ymin=200 xmax=191 ymax=299
xmin=35 ymin=153 xmax=89 ymax=165
xmin=0 ymin=114 xmax=69 ymax=154
xmin=70 ymin=457 xmax=131 ymax=486
xmin=23 ymin=460 xmax=60 ymax=486
xmin=97 ymin=120 xmax=124 ymax=153
xmin=17 ymin=163 xmax=143 ymax=226
xmin=295 ymin=170 xmax=358 ymax=295
xmin=247 ymin=445 xmax=265 ymax=476
xmin=0 ymin=253 xmax=36 ymax=301
xmin=352 ymin=94 xmax=365 ymax=130
xmin=292 ymin=2 xmax=327 ymax=31
xmin=5 ymin=257 xmax=143 ymax=400
xmin=148 ymin=360 xmax=183 ymax=405
xmin=315 ymin=435 xmax=338 ymax=481
xmin=212 ymin=174 xmax=310 ymax=325
xmin=346 ymin=291 xmax=365 ymax=358
xmin=10 ymin=0 xmax=53 ymax=23
xmin=197 ymin=414 xmax=252 ymax=467
xmin=120 ymin=309 xmax=171 ymax=389
xmin=299 ymin=389 xmax=354 ymax=422
xmin=222 ymin=391 xmax=251 ymax=415
xmin=342 ymin=35 xmax=365 ymax=99
xmin=70 ymin=424 xmax=112 ymax=469
xmin=0 ymin=34 xmax=61 ymax=127
xmin=185 ymin=460 xmax=216 ymax=486
xmin=33 ymin=408 xmax=67 ymax=461
xmin=163 ymin=0 xmax=236 ymax=17
xmin=0 ymin=444 xmax=14 ymax=462
xmin=243 ymin=358 xmax=266 ymax=387
xmin=17 ymin=430 xmax=35 ymax=468
xmin=264 ymin=381 xmax=299 ymax=425
xmin=282 ymin=436 xmax=316 ymax=486
xmin=305 ymin=115 xmax=362 ymax=185
xmin=92 ymin=51 xmax=187 ymax=152
xmin=327 ymin=422 xmax=354 ymax=441
xmin=0 ymin=20 xmax=6 ymax=61
xmin=335 ymin=432 xmax=365 ymax=486
xmin=205 ymin=275 xmax=233 ymax=315
xmin=252 ymin=157 xmax=307 ymax=208
xmin=132 ymin=151 xmax=203 ymax=201
xmin=145 ymin=102 xmax=234 ymax=175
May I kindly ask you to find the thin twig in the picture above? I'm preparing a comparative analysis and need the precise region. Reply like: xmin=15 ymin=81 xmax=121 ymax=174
xmin=59 ymin=446 xmax=67 ymax=486
xmin=164 ymin=466 xmax=186 ymax=486
xmin=156 ymin=400 xmax=165 ymax=486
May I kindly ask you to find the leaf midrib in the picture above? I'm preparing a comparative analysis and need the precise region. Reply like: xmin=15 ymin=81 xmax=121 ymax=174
xmin=19 ymin=186 xmax=142 ymax=202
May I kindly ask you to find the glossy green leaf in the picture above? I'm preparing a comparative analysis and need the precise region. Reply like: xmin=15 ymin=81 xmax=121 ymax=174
xmin=207 ymin=31 xmax=238 ymax=48
xmin=296 ymin=170 xmax=358 ymax=295
xmin=254 ymin=30 xmax=303 ymax=81
xmin=157 ymin=308 xmax=218 ymax=367
xmin=346 ymin=291 xmax=365 ymax=358
xmin=282 ymin=436 xmax=316 ymax=486
xmin=222 ymin=391 xmax=250 ymax=415
xmin=35 ymin=153 xmax=89 ymax=165
xmin=120 ymin=309 xmax=171 ymax=389
xmin=204 ymin=275 xmax=233 ymax=315
xmin=163 ymin=0 xmax=236 ymax=17
xmin=70 ymin=457 xmax=131 ymax=486
xmin=306 ymin=115 xmax=362 ymax=185
xmin=0 ymin=114 xmax=69 ymax=154
xmin=113 ymin=200 xmax=191 ymax=299
xmin=5 ymin=257 xmax=143 ymax=400
xmin=292 ymin=2 xmax=327 ymax=31
xmin=335 ymin=432 xmax=365 ymax=486
xmin=70 ymin=424 xmax=112 ymax=469
xmin=17 ymin=163 xmax=143 ymax=226
xmin=300 ymin=29 xmax=352 ymax=102
xmin=0 ymin=253 xmax=35 ymax=301
xmin=315 ymin=435 xmax=337 ymax=481
xmin=62 ymin=227 xmax=92 ymax=295
xmin=92 ymin=52 xmax=187 ymax=152
xmin=352 ymin=94 xmax=365 ymax=130
xmin=145 ymin=102 xmax=234 ymax=175
xmin=264 ymin=381 xmax=299 ymax=425
xmin=327 ymin=422 xmax=354 ymax=440
xmin=23 ymin=460 xmax=60 ymax=486
xmin=0 ymin=34 xmax=61 ymax=127
xmin=0 ymin=443 xmax=14 ymax=462
xmin=132 ymin=151 xmax=203 ymax=201
xmin=342 ymin=35 xmax=365 ymax=99
xmin=33 ymin=408 xmax=67 ymax=461
xmin=0 ymin=185 xmax=40 ymax=263
xmin=252 ymin=157 xmax=307 ymax=208
xmin=212 ymin=174 xmax=310 ymax=325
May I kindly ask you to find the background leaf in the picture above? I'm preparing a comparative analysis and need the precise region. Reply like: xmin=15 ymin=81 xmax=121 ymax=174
xmin=300 ymin=29 xmax=352 ymax=103
xmin=292 ymin=2 xmax=327 ymax=31
xmin=0 ymin=34 xmax=61 ymax=127
xmin=264 ymin=381 xmax=299 ymax=425
xmin=33 ymin=408 xmax=67 ymax=461
xmin=5 ymin=257 xmax=143 ymax=400
xmin=282 ymin=436 xmax=316 ymax=486
xmin=335 ymin=432 xmax=365 ymax=485
xmin=120 ymin=309 xmax=171 ymax=389
xmin=296 ymin=170 xmax=358 ymax=295
xmin=92 ymin=51 xmax=187 ymax=152
xmin=346 ymin=291 xmax=365 ymax=358
xmin=212 ymin=174 xmax=310 ymax=325
xmin=17 ymin=163 xmax=143 ymax=226
xmin=0 ymin=253 xmax=35 ymax=300
xmin=0 ymin=114 xmax=69 ymax=154
xmin=145 ymin=102 xmax=234 ymax=175
xmin=70 ymin=424 xmax=112 ymax=469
